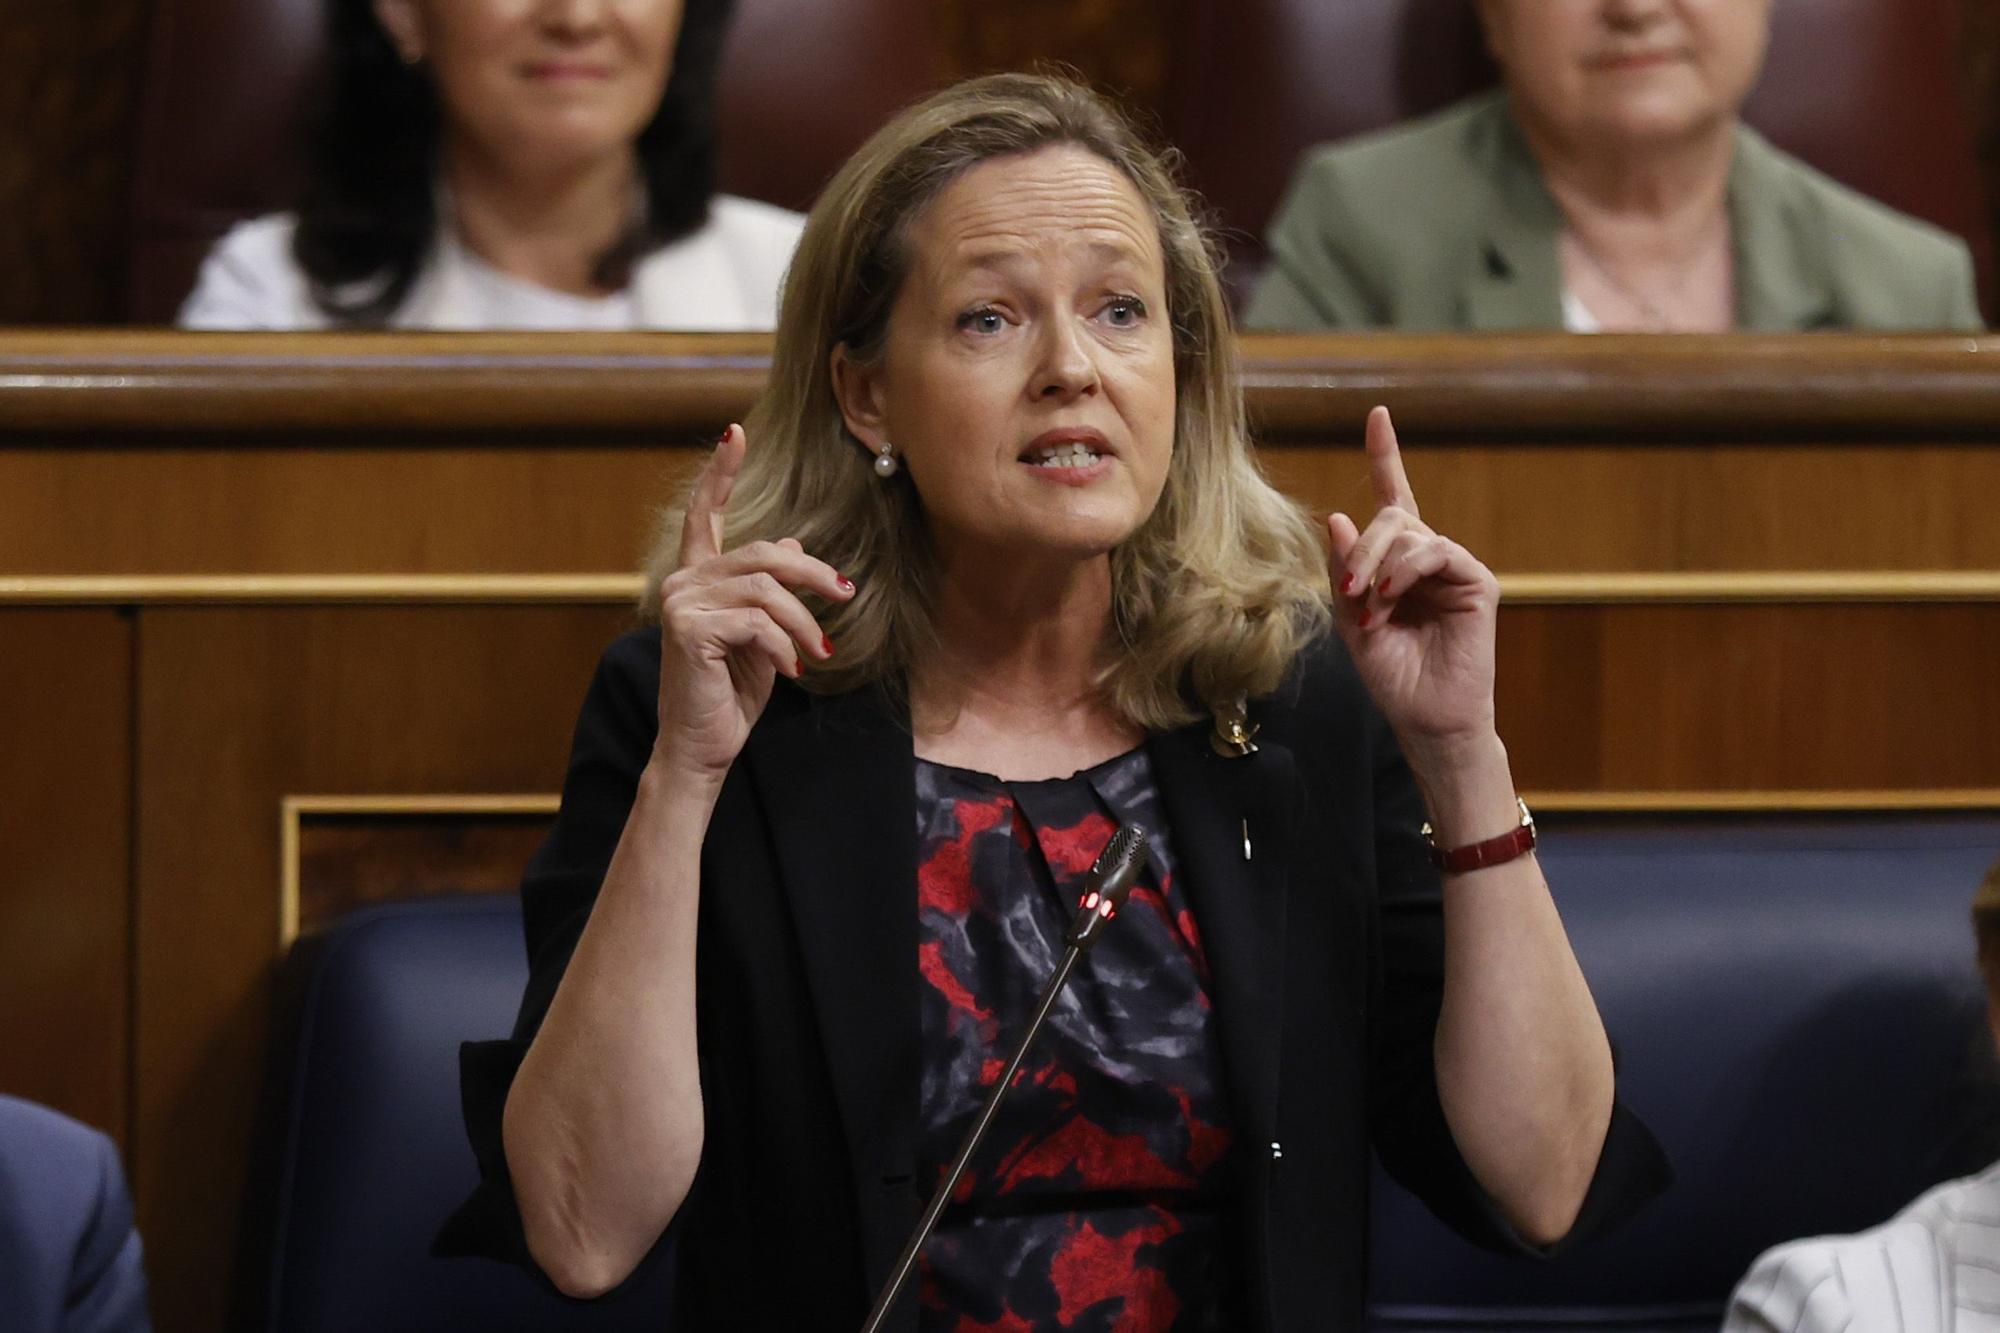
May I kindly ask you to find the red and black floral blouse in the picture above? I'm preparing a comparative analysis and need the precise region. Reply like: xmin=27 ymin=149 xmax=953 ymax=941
xmin=913 ymin=748 xmax=1240 ymax=1331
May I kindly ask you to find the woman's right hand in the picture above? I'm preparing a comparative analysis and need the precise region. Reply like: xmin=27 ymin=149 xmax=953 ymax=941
xmin=652 ymin=424 xmax=854 ymax=783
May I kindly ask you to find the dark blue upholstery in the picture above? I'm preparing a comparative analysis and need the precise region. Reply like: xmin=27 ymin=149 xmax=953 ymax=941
xmin=0 ymin=1095 xmax=152 ymax=1333
xmin=1367 ymin=813 xmax=2000 ymax=1331
xmin=257 ymin=815 xmax=2000 ymax=1331
xmin=253 ymin=896 xmax=672 ymax=1333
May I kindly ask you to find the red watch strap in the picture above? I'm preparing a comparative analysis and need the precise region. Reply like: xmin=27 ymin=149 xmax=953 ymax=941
xmin=1424 ymin=799 xmax=1537 ymax=874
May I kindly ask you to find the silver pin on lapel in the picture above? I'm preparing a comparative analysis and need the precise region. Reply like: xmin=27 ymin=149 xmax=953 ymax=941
xmin=1241 ymin=819 xmax=1253 ymax=861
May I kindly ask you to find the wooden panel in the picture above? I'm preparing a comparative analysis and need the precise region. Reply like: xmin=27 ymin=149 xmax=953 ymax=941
xmin=1236 ymin=333 xmax=2000 ymax=442
xmin=5 ymin=440 xmax=1999 ymax=578
xmin=0 ymin=0 xmax=150 ymax=323
xmin=1261 ymin=443 xmax=2000 ymax=573
xmin=0 ymin=445 xmax=699 ymax=575
xmin=1496 ymin=602 xmax=2000 ymax=791
xmin=939 ymin=0 xmax=1170 ymax=113
xmin=7 ymin=331 xmax=2000 ymax=440
xmin=0 ymin=331 xmax=766 ymax=435
xmin=0 ymin=610 xmax=131 ymax=1141
xmin=5 ymin=333 xmax=2000 ymax=578
xmin=133 ymin=604 xmax=632 ymax=1333
xmin=294 ymin=809 xmax=554 ymax=937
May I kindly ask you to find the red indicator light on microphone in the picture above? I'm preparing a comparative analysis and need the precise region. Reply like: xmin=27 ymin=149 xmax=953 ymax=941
xmin=1098 ymin=900 xmax=1115 ymax=918
xmin=1084 ymin=892 xmax=1100 ymax=910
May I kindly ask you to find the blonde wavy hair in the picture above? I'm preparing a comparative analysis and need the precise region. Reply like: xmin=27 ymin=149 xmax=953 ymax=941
xmin=643 ymin=71 xmax=1330 ymax=731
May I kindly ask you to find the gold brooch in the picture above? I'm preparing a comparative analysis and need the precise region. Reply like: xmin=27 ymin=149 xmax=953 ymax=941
xmin=1210 ymin=697 xmax=1260 ymax=758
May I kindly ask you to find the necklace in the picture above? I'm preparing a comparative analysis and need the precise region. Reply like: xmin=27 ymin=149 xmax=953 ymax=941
xmin=1563 ymin=221 xmax=1724 ymax=332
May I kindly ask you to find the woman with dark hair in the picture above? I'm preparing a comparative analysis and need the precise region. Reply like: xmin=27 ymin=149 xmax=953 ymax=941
xmin=180 ymin=0 xmax=802 ymax=329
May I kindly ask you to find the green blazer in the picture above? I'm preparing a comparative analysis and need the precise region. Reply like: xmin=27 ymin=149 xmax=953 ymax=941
xmin=1244 ymin=91 xmax=1983 ymax=333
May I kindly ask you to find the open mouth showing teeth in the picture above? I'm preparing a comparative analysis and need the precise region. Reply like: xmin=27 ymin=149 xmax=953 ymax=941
xmin=1027 ymin=442 xmax=1104 ymax=468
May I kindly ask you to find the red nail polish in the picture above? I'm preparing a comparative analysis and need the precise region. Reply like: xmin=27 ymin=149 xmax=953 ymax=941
xmin=1357 ymin=609 xmax=1372 ymax=629
xmin=793 ymin=657 xmax=804 ymax=677
xmin=1378 ymin=579 xmax=1392 ymax=597
xmin=837 ymin=575 xmax=856 ymax=594
xmin=1339 ymin=573 xmax=1355 ymax=595
xmin=821 ymin=635 xmax=835 ymax=658
xmin=717 ymin=427 xmax=731 ymax=444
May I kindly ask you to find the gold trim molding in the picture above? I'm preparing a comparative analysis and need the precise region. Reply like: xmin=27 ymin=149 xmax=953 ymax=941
xmin=278 ymin=793 xmax=561 ymax=949
xmin=1500 ymin=571 xmax=2000 ymax=604
xmin=4 ymin=575 xmax=643 ymax=605
xmin=273 ymin=787 xmax=1998 ymax=948
xmin=7 ymin=569 xmax=2000 ymax=607
xmin=1527 ymin=789 xmax=2000 ymax=813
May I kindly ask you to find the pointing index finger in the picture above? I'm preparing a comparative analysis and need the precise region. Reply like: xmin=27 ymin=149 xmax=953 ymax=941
xmin=680 ymin=424 xmax=746 ymax=565
xmin=1364 ymin=405 xmax=1420 ymax=519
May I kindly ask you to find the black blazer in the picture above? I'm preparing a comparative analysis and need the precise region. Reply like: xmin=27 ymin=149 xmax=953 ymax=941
xmin=445 ymin=629 xmax=1668 ymax=1330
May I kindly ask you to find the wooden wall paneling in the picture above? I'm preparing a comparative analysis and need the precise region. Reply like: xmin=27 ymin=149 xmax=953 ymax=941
xmin=0 ymin=609 xmax=133 ymax=1141
xmin=1491 ymin=606 xmax=1605 ymax=792
xmin=290 ymin=803 xmax=556 ymax=940
xmin=10 ymin=332 xmax=1998 ymax=441
xmin=0 ymin=331 xmax=769 ymax=435
xmin=5 ymin=333 xmax=2000 ymax=580
xmin=937 ymin=0 xmax=1170 ymax=115
xmin=132 ymin=603 xmax=634 ymax=1333
xmin=7 ymin=440 xmax=1998 ymax=580
xmin=1260 ymin=442 xmax=2000 ymax=574
xmin=1235 ymin=334 xmax=2000 ymax=443
xmin=1494 ymin=602 xmax=2000 ymax=792
xmin=0 ymin=0 xmax=151 ymax=323
xmin=0 ymin=444 xmax=702 ymax=577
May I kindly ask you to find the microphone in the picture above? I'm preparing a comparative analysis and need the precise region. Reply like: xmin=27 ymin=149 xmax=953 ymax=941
xmin=1062 ymin=824 xmax=1148 ymax=949
xmin=859 ymin=823 xmax=1149 ymax=1333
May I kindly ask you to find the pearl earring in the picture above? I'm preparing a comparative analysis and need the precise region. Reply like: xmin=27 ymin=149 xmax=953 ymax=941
xmin=873 ymin=442 xmax=898 ymax=478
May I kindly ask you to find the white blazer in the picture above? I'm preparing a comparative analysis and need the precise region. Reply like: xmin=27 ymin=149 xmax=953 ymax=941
xmin=1724 ymin=1162 xmax=2000 ymax=1333
xmin=178 ymin=194 xmax=805 ymax=331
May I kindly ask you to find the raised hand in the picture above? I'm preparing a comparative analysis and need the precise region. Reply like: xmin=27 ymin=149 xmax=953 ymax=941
xmin=1327 ymin=406 xmax=1501 ymax=749
xmin=652 ymin=424 xmax=855 ymax=782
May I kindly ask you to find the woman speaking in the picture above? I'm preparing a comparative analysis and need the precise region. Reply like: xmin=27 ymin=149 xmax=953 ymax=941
xmin=446 ymin=73 xmax=1668 ymax=1330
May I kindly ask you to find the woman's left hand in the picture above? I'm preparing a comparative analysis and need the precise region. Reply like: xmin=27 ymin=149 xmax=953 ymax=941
xmin=1328 ymin=406 xmax=1501 ymax=748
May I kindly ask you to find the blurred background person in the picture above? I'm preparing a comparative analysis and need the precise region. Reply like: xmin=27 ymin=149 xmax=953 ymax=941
xmin=1722 ymin=856 xmax=2000 ymax=1331
xmin=180 ymin=0 xmax=802 ymax=330
xmin=1245 ymin=0 xmax=1981 ymax=333
xmin=0 ymin=1095 xmax=152 ymax=1333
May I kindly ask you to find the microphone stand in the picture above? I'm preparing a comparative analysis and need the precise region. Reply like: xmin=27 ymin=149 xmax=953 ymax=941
xmin=858 ymin=824 xmax=1148 ymax=1333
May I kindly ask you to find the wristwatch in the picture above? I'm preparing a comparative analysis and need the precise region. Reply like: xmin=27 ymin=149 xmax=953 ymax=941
xmin=1422 ymin=797 xmax=1537 ymax=874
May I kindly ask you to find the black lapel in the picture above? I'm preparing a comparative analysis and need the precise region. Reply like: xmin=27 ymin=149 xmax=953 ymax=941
xmin=1145 ymin=717 xmax=1298 ymax=1148
xmin=744 ymin=683 xmax=921 ymax=1306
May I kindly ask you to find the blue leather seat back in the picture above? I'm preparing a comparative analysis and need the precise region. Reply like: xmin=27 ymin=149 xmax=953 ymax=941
xmin=262 ymin=895 xmax=672 ymax=1332
xmin=263 ymin=816 xmax=2000 ymax=1330
xmin=1367 ymin=813 xmax=2000 ymax=1331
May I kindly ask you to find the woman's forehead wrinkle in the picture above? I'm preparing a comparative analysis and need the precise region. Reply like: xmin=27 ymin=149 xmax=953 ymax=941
xmin=916 ymin=151 xmax=1162 ymax=283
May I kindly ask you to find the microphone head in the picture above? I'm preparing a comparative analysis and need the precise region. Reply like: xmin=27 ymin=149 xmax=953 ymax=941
xmin=1085 ymin=824 xmax=1148 ymax=908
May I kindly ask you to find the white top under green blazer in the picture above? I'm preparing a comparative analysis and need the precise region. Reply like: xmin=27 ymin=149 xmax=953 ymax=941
xmin=1246 ymin=91 xmax=1982 ymax=333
